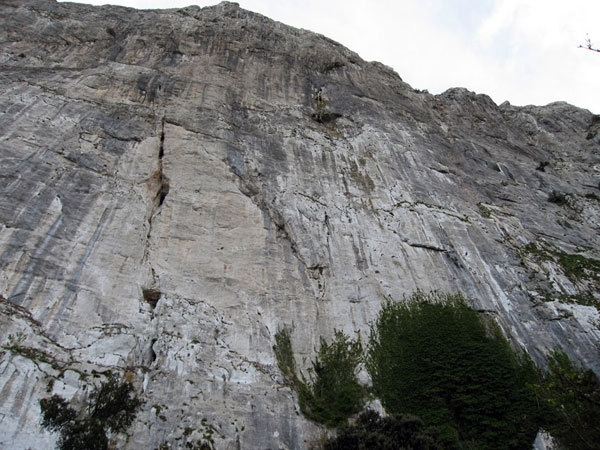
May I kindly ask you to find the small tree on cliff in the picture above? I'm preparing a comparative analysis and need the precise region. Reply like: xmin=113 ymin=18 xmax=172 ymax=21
xmin=40 ymin=374 xmax=142 ymax=450
xmin=273 ymin=328 xmax=364 ymax=427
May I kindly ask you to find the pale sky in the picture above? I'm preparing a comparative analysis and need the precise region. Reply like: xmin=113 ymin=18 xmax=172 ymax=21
xmin=59 ymin=0 xmax=600 ymax=113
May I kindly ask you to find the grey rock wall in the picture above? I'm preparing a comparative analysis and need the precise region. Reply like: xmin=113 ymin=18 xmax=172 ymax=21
xmin=0 ymin=1 xmax=599 ymax=448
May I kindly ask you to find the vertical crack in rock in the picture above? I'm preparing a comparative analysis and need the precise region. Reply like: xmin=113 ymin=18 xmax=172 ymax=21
xmin=142 ymin=118 xmax=168 ymax=310
xmin=156 ymin=117 xmax=170 ymax=208
xmin=147 ymin=117 xmax=169 ymax=240
xmin=138 ymin=119 xmax=169 ymax=369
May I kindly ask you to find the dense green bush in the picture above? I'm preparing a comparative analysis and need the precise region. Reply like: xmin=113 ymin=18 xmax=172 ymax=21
xmin=322 ymin=409 xmax=444 ymax=450
xmin=40 ymin=374 xmax=142 ymax=450
xmin=274 ymin=328 xmax=364 ymax=427
xmin=366 ymin=291 xmax=544 ymax=449
xmin=275 ymin=292 xmax=600 ymax=449
xmin=538 ymin=349 xmax=600 ymax=450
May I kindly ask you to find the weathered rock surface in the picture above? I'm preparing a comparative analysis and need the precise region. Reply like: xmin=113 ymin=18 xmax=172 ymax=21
xmin=0 ymin=1 xmax=599 ymax=448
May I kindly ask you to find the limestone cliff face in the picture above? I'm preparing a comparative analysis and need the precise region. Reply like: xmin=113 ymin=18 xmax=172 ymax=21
xmin=1 ymin=1 xmax=599 ymax=448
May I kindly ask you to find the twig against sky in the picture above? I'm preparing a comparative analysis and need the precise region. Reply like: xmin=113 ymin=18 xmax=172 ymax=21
xmin=579 ymin=36 xmax=600 ymax=53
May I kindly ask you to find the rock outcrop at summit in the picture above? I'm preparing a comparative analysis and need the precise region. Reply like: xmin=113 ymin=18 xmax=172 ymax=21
xmin=1 ymin=1 xmax=599 ymax=448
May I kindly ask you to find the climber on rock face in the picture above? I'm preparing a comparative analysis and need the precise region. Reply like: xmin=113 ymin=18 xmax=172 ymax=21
xmin=315 ymin=87 xmax=323 ymax=103
xmin=312 ymin=87 xmax=326 ymax=122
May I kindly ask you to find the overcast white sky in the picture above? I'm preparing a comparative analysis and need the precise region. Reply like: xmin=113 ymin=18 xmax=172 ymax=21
xmin=60 ymin=0 xmax=600 ymax=113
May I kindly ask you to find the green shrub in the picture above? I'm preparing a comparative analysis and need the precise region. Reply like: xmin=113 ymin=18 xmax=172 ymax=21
xmin=40 ymin=374 xmax=142 ymax=450
xmin=538 ymin=349 xmax=600 ymax=450
xmin=299 ymin=330 xmax=364 ymax=427
xmin=366 ymin=291 xmax=544 ymax=449
xmin=273 ymin=329 xmax=364 ymax=427
xmin=276 ymin=293 xmax=600 ymax=448
xmin=273 ymin=327 xmax=297 ymax=385
xmin=322 ymin=409 xmax=444 ymax=450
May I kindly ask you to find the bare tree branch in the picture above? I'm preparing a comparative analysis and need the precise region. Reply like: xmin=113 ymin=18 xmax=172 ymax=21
xmin=579 ymin=36 xmax=600 ymax=53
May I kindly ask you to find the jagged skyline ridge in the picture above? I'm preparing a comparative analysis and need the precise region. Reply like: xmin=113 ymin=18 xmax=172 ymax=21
xmin=62 ymin=0 xmax=600 ymax=113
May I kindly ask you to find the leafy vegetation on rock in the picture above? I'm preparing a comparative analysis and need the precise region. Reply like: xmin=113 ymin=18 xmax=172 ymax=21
xmin=557 ymin=252 xmax=600 ymax=283
xmin=276 ymin=291 xmax=600 ymax=449
xmin=274 ymin=328 xmax=364 ymax=427
xmin=366 ymin=291 xmax=544 ymax=449
xmin=520 ymin=241 xmax=600 ymax=308
xmin=322 ymin=409 xmax=444 ymax=450
xmin=273 ymin=327 xmax=297 ymax=386
xmin=537 ymin=349 xmax=600 ymax=450
xmin=40 ymin=374 xmax=142 ymax=450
